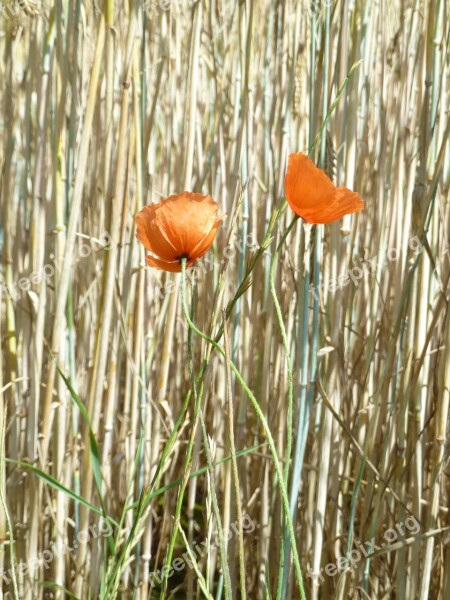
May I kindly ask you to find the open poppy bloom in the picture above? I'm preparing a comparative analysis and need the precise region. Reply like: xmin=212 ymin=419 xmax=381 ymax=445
xmin=285 ymin=152 xmax=364 ymax=224
xmin=135 ymin=192 xmax=226 ymax=272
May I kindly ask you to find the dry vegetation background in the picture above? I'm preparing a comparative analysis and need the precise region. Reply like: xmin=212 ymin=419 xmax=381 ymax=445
xmin=1 ymin=0 xmax=450 ymax=599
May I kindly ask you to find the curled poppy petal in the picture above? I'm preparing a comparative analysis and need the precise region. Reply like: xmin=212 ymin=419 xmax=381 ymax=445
xmin=136 ymin=192 xmax=225 ymax=272
xmin=190 ymin=214 xmax=227 ymax=260
xmin=136 ymin=205 xmax=179 ymax=261
xmin=146 ymin=255 xmax=183 ymax=272
xmin=285 ymin=152 xmax=364 ymax=224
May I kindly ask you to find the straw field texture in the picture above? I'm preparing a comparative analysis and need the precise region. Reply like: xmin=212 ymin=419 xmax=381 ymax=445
xmin=1 ymin=0 xmax=450 ymax=598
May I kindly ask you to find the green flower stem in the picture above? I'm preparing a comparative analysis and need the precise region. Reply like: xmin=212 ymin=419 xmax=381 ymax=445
xmin=214 ymin=200 xmax=287 ymax=344
xmin=177 ymin=522 xmax=215 ymax=600
xmin=223 ymin=309 xmax=247 ymax=600
xmin=270 ymin=216 xmax=299 ymax=599
xmin=160 ymin=271 xmax=232 ymax=600
xmin=159 ymin=369 xmax=206 ymax=599
xmin=198 ymin=411 xmax=232 ymax=600
xmin=181 ymin=259 xmax=306 ymax=600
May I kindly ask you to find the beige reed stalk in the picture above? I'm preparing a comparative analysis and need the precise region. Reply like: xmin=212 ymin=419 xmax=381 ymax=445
xmin=39 ymin=12 xmax=106 ymax=468
xmin=75 ymin=2 xmax=137 ymax=593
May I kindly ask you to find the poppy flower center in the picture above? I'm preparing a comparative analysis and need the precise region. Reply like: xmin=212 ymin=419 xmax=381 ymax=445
xmin=176 ymin=252 xmax=190 ymax=263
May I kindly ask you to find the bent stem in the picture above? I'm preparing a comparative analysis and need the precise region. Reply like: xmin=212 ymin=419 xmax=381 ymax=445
xmin=181 ymin=260 xmax=306 ymax=600
xmin=269 ymin=216 xmax=299 ymax=599
xmin=160 ymin=274 xmax=232 ymax=600
xmin=215 ymin=199 xmax=288 ymax=343
xmin=162 ymin=270 xmax=232 ymax=600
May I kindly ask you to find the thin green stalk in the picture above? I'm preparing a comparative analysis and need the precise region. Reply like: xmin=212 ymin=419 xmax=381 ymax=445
xmin=282 ymin=52 xmax=363 ymax=597
xmin=271 ymin=217 xmax=299 ymax=600
xmin=161 ymin=275 xmax=232 ymax=600
xmin=308 ymin=60 xmax=363 ymax=154
xmin=177 ymin=523 xmax=215 ymax=600
xmin=103 ymin=392 xmax=191 ymax=595
xmin=180 ymin=260 xmax=306 ymax=600
xmin=159 ymin=380 xmax=205 ymax=599
xmin=223 ymin=310 xmax=246 ymax=600
xmin=198 ymin=412 xmax=232 ymax=600
xmin=308 ymin=0 xmax=330 ymax=594
xmin=125 ymin=443 xmax=264 ymax=511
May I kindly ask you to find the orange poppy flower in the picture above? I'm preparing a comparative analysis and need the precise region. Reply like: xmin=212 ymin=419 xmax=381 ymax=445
xmin=285 ymin=152 xmax=364 ymax=224
xmin=135 ymin=192 xmax=226 ymax=272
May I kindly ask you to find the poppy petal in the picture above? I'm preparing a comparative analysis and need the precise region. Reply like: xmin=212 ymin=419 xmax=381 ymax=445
xmin=146 ymin=255 xmax=183 ymax=272
xmin=190 ymin=214 xmax=226 ymax=261
xmin=156 ymin=192 xmax=219 ymax=257
xmin=299 ymin=188 xmax=365 ymax=224
xmin=136 ymin=205 xmax=179 ymax=262
xmin=285 ymin=152 xmax=335 ymax=212
xmin=285 ymin=152 xmax=364 ymax=224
